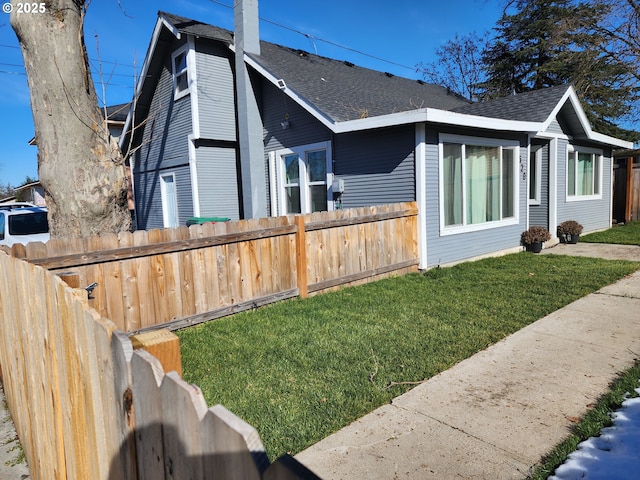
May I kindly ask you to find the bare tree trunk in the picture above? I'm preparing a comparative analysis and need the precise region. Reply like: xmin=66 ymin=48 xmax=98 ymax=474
xmin=10 ymin=0 xmax=131 ymax=237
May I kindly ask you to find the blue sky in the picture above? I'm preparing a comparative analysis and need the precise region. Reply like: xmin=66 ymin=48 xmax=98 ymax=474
xmin=0 ymin=0 xmax=505 ymax=187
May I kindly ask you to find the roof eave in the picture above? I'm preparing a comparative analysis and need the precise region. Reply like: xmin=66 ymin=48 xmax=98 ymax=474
xmin=120 ymin=14 xmax=181 ymax=150
xmin=542 ymin=86 xmax=633 ymax=149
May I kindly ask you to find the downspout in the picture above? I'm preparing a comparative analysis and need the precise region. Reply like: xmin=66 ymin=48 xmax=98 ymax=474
xmin=234 ymin=0 xmax=267 ymax=219
xmin=415 ymin=124 xmax=427 ymax=269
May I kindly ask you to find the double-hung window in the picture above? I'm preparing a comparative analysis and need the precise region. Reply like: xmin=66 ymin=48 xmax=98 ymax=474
xmin=276 ymin=142 xmax=332 ymax=215
xmin=440 ymin=134 xmax=519 ymax=234
xmin=171 ymin=45 xmax=190 ymax=100
xmin=566 ymin=146 xmax=602 ymax=200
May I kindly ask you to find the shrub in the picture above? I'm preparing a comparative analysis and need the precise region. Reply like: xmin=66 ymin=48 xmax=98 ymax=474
xmin=521 ymin=226 xmax=551 ymax=245
xmin=557 ymin=220 xmax=583 ymax=237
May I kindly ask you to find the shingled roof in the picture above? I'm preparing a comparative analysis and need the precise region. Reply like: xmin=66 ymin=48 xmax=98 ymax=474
xmin=452 ymin=85 xmax=572 ymax=123
xmin=159 ymin=12 xmax=471 ymax=122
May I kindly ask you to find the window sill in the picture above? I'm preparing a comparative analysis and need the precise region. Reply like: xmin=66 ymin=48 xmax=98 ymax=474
xmin=440 ymin=217 xmax=519 ymax=236
xmin=566 ymin=194 xmax=602 ymax=202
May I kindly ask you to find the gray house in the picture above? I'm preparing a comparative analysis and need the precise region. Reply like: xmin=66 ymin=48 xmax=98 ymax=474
xmin=121 ymin=2 xmax=632 ymax=269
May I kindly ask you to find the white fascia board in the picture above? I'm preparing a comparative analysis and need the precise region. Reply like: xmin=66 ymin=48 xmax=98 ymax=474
xmin=541 ymin=86 xmax=633 ymax=149
xmin=333 ymin=108 xmax=542 ymax=134
xmin=120 ymin=16 xmax=181 ymax=150
xmin=241 ymin=53 xmax=337 ymax=131
xmin=423 ymin=108 xmax=541 ymax=132
xmin=588 ymin=132 xmax=633 ymax=149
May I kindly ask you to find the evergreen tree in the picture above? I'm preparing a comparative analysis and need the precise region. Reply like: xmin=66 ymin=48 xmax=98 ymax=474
xmin=481 ymin=0 xmax=639 ymax=140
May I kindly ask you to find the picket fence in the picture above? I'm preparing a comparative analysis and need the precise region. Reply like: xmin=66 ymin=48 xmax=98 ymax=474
xmin=5 ymin=203 xmax=419 ymax=332
xmin=0 ymin=251 xmax=320 ymax=479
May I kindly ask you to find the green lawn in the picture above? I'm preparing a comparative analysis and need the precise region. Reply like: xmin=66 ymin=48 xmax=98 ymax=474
xmin=581 ymin=221 xmax=640 ymax=245
xmin=177 ymin=253 xmax=640 ymax=460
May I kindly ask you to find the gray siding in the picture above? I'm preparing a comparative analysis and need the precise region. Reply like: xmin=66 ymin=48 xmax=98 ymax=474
xmin=547 ymin=119 xmax=564 ymax=135
xmin=195 ymin=43 xmax=237 ymax=142
xmin=135 ymin=62 xmax=192 ymax=173
xmin=334 ymin=126 xmax=416 ymax=208
xmin=134 ymin=166 xmax=194 ymax=230
xmin=529 ymin=141 xmax=549 ymax=228
xmin=262 ymin=79 xmax=332 ymax=215
xmin=556 ymin=142 xmax=612 ymax=233
xmin=263 ymin=81 xmax=332 ymax=152
xmin=133 ymin=55 xmax=194 ymax=231
xmin=195 ymin=146 xmax=241 ymax=220
xmin=425 ymin=129 xmax=529 ymax=267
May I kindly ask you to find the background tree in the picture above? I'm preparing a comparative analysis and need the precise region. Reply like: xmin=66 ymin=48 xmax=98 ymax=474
xmin=594 ymin=0 xmax=640 ymax=129
xmin=480 ymin=0 xmax=639 ymax=140
xmin=417 ymin=32 xmax=489 ymax=101
xmin=10 ymin=0 xmax=131 ymax=238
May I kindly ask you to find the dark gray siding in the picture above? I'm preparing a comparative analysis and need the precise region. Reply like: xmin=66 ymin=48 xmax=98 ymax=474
xmin=262 ymin=79 xmax=332 ymax=215
xmin=334 ymin=126 xmax=415 ymax=208
xmin=425 ymin=128 xmax=529 ymax=267
xmin=133 ymin=53 xmax=194 ymax=230
xmin=195 ymin=146 xmax=241 ymax=220
xmin=195 ymin=43 xmax=237 ymax=141
xmin=263 ymin=81 xmax=332 ymax=152
xmin=529 ymin=141 xmax=549 ymax=228
xmin=134 ymin=166 xmax=193 ymax=230
xmin=135 ymin=62 xmax=192 ymax=172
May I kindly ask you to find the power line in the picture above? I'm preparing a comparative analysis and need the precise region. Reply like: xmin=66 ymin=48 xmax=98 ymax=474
xmin=208 ymin=0 xmax=415 ymax=72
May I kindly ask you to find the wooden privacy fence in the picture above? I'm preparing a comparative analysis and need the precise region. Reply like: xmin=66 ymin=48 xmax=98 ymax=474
xmin=0 ymin=251 xmax=319 ymax=479
xmin=4 ymin=203 xmax=419 ymax=333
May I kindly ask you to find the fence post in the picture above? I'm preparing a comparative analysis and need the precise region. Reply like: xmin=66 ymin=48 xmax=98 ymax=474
xmin=295 ymin=215 xmax=308 ymax=298
xmin=130 ymin=329 xmax=183 ymax=377
xmin=57 ymin=271 xmax=80 ymax=289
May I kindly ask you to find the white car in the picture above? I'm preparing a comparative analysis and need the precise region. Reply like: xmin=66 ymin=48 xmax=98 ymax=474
xmin=0 ymin=204 xmax=50 ymax=247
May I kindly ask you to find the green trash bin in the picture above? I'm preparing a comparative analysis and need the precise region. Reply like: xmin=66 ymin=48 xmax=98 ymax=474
xmin=186 ymin=217 xmax=231 ymax=227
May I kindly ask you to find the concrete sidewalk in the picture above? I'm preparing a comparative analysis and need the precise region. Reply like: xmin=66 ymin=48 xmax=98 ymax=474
xmin=296 ymin=243 xmax=640 ymax=479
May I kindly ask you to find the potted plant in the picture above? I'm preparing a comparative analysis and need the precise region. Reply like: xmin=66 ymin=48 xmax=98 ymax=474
xmin=521 ymin=226 xmax=551 ymax=253
xmin=557 ymin=220 xmax=583 ymax=244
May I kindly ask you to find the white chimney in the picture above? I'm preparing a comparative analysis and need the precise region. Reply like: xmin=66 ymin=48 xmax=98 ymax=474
xmin=234 ymin=0 xmax=260 ymax=56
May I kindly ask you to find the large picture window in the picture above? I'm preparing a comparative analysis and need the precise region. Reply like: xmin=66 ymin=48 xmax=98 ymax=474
xmin=276 ymin=142 xmax=332 ymax=215
xmin=440 ymin=135 xmax=519 ymax=234
xmin=567 ymin=147 xmax=601 ymax=199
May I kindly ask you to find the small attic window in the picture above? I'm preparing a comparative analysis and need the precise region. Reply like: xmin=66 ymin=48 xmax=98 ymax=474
xmin=172 ymin=46 xmax=190 ymax=100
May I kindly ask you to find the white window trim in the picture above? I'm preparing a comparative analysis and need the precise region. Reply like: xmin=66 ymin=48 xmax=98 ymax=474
xmin=439 ymin=133 xmax=520 ymax=236
xmin=565 ymin=145 xmax=603 ymax=202
xmin=171 ymin=40 xmax=194 ymax=101
xmin=529 ymin=146 xmax=542 ymax=206
xmin=160 ymin=173 xmax=179 ymax=228
xmin=274 ymin=141 xmax=333 ymax=216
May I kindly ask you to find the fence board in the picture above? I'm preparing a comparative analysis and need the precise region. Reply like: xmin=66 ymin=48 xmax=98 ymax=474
xmin=202 ymin=405 xmax=267 ymax=479
xmin=131 ymin=350 xmax=166 ymax=480
xmin=161 ymin=372 xmax=208 ymax=480
xmin=0 ymin=250 xmax=320 ymax=480
xmin=12 ymin=203 xmax=418 ymax=333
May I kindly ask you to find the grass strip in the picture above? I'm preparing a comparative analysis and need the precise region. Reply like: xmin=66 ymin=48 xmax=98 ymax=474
xmin=581 ymin=221 xmax=640 ymax=245
xmin=177 ymin=253 xmax=640 ymax=460
xmin=529 ymin=359 xmax=640 ymax=480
